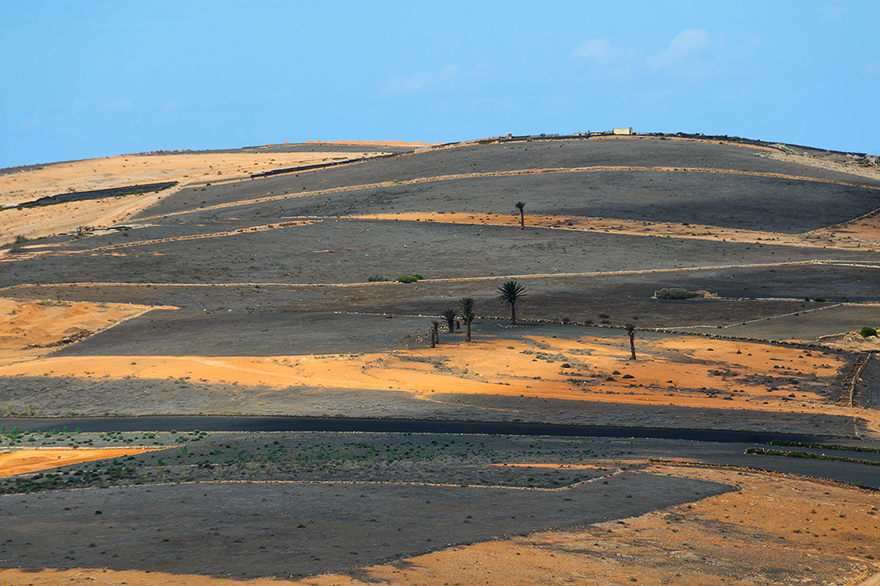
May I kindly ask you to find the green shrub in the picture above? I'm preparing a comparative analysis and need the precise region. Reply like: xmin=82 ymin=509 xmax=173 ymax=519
xmin=814 ymin=296 xmax=825 ymax=302
xmin=397 ymin=274 xmax=423 ymax=283
xmin=859 ymin=326 xmax=877 ymax=338
xmin=655 ymin=288 xmax=699 ymax=300
xmin=367 ymin=275 xmax=388 ymax=282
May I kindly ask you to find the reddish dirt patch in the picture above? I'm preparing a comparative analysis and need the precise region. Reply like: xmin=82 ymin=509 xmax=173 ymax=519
xmin=0 ymin=448 xmax=159 ymax=478
xmin=0 ymin=298 xmax=161 ymax=367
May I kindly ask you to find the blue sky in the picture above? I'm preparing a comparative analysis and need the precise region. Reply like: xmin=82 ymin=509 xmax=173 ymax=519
xmin=2 ymin=1 xmax=879 ymax=167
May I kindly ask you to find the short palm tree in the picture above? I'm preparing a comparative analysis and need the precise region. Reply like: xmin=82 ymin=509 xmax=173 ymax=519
xmin=497 ymin=280 xmax=526 ymax=325
xmin=459 ymin=297 xmax=475 ymax=342
xmin=515 ymin=202 xmax=525 ymax=229
xmin=624 ymin=323 xmax=637 ymax=360
xmin=441 ymin=307 xmax=457 ymax=332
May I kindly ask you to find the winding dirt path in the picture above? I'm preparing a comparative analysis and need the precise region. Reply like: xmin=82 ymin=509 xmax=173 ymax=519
xmin=4 ymin=259 xmax=873 ymax=291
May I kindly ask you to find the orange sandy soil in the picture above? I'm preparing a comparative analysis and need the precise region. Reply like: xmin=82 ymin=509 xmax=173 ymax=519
xmin=0 ymin=447 xmax=159 ymax=479
xmin=355 ymin=212 xmax=880 ymax=252
xmin=1 ymin=464 xmax=877 ymax=586
xmin=0 ymin=324 xmax=859 ymax=420
xmin=0 ymin=151 xmax=386 ymax=206
xmin=0 ymin=150 xmax=383 ymax=246
xmin=0 ymin=186 xmax=188 ymax=249
xmin=2 ymin=297 xmax=874 ymax=429
xmin=0 ymin=298 xmax=164 ymax=367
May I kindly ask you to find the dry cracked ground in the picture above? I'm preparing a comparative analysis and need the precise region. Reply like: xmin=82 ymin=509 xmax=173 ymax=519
xmin=1 ymin=135 xmax=879 ymax=585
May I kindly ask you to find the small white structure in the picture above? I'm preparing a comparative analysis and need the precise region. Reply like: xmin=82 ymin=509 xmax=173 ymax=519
xmin=613 ymin=127 xmax=634 ymax=136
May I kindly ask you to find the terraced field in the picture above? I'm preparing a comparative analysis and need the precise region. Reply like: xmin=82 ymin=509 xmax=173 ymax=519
xmin=1 ymin=135 xmax=879 ymax=585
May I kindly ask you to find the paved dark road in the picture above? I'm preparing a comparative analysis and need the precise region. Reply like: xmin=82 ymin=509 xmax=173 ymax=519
xmin=1 ymin=416 xmax=829 ymax=443
xmin=3 ymin=416 xmax=879 ymax=489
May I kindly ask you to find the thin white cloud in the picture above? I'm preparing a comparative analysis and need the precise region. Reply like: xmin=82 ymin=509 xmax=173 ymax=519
xmin=381 ymin=65 xmax=460 ymax=96
xmin=570 ymin=38 xmax=638 ymax=79
xmin=646 ymin=28 xmax=711 ymax=73
xmin=571 ymin=39 xmax=622 ymax=66
xmin=380 ymin=64 xmax=490 ymax=96
xmin=102 ymin=99 xmax=135 ymax=113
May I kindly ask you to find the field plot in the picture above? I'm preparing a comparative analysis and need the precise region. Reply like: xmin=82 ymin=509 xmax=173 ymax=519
xmin=0 ymin=144 xmax=404 ymax=246
xmin=1 ymin=136 xmax=879 ymax=584
xmin=692 ymin=303 xmax=880 ymax=342
xmin=0 ymin=431 xmax=878 ymax=585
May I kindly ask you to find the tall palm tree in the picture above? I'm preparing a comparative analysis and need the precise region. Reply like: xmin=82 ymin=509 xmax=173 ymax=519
xmin=624 ymin=323 xmax=637 ymax=360
xmin=459 ymin=297 xmax=475 ymax=342
xmin=497 ymin=280 xmax=526 ymax=325
xmin=441 ymin=307 xmax=457 ymax=333
xmin=515 ymin=202 xmax=525 ymax=229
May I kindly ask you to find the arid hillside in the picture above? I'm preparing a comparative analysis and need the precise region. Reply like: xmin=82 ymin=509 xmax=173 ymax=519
xmin=1 ymin=134 xmax=879 ymax=586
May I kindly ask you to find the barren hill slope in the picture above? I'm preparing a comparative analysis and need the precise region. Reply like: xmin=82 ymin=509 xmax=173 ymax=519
xmin=2 ymin=135 xmax=880 ymax=430
xmin=2 ymin=136 xmax=880 ymax=586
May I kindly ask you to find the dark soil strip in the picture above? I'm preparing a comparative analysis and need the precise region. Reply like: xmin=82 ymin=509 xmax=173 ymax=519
xmin=746 ymin=448 xmax=880 ymax=466
xmin=13 ymin=181 xmax=177 ymax=208
xmin=250 ymin=152 xmax=403 ymax=178
xmin=769 ymin=440 xmax=880 ymax=454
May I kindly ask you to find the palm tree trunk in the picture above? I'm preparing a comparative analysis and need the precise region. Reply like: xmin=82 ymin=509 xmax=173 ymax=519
xmin=629 ymin=333 xmax=636 ymax=360
xmin=511 ymin=303 xmax=517 ymax=325
xmin=519 ymin=210 xmax=524 ymax=229
xmin=466 ymin=321 xmax=472 ymax=342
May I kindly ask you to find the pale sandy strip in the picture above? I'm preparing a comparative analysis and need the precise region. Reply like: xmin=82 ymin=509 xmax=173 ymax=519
xmin=79 ymin=220 xmax=319 ymax=252
xmin=2 ymin=259 xmax=862 ymax=294
xmin=353 ymin=212 xmax=880 ymax=252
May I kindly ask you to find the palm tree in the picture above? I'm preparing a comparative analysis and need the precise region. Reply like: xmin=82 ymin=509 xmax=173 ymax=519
xmin=497 ymin=280 xmax=526 ymax=325
xmin=441 ymin=307 xmax=457 ymax=332
xmin=515 ymin=202 xmax=525 ymax=229
xmin=459 ymin=297 xmax=475 ymax=342
xmin=624 ymin=323 xmax=637 ymax=360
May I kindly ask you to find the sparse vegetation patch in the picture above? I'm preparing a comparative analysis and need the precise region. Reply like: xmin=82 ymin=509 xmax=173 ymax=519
xmin=654 ymin=288 xmax=700 ymax=300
